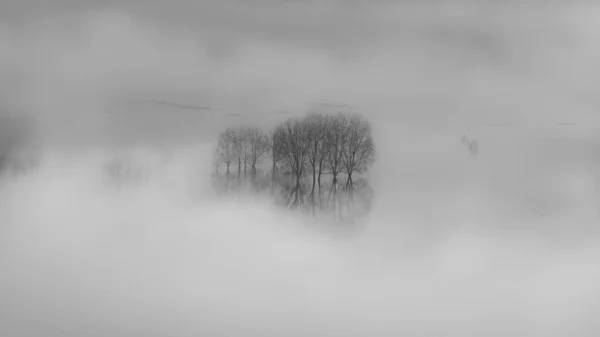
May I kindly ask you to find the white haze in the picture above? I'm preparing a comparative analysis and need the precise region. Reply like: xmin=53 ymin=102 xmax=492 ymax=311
xmin=1 ymin=2 xmax=600 ymax=336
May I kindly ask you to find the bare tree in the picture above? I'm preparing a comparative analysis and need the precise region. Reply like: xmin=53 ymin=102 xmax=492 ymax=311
xmin=316 ymin=115 xmax=332 ymax=201
xmin=324 ymin=113 xmax=349 ymax=196
xmin=269 ymin=127 xmax=280 ymax=191
xmin=246 ymin=127 xmax=270 ymax=180
xmin=273 ymin=118 xmax=309 ymax=207
xmin=232 ymin=127 xmax=248 ymax=180
xmin=212 ymin=110 xmax=377 ymax=221
xmin=302 ymin=112 xmax=328 ymax=204
xmin=342 ymin=116 xmax=375 ymax=194
xmin=240 ymin=128 xmax=250 ymax=176
xmin=217 ymin=128 xmax=236 ymax=177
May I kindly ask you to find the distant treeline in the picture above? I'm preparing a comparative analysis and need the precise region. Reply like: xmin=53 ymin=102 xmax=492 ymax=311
xmin=213 ymin=111 xmax=376 ymax=221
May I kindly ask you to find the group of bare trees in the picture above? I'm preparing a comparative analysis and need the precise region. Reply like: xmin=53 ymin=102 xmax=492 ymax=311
xmin=213 ymin=111 xmax=376 ymax=220
xmin=215 ymin=126 xmax=271 ymax=180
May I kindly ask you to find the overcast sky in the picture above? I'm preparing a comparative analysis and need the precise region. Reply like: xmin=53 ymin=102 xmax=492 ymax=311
xmin=2 ymin=2 xmax=600 ymax=136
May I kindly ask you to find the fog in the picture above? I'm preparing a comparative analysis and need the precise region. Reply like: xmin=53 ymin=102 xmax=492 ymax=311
xmin=1 ymin=1 xmax=600 ymax=336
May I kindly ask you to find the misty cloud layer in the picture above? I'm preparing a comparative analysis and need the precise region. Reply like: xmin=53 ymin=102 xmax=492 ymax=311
xmin=1 ymin=1 xmax=600 ymax=336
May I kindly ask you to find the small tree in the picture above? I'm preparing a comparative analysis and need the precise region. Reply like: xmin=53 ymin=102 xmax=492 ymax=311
xmin=246 ymin=127 xmax=270 ymax=180
xmin=218 ymin=128 xmax=236 ymax=177
xmin=273 ymin=118 xmax=309 ymax=206
xmin=302 ymin=112 xmax=328 ymax=203
xmin=342 ymin=116 xmax=375 ymax=193
xmin=324 ymin=113 xmax=349 ymax=194
xmin=232 ymin=127 xmax=248 ymax=180
xmin=270 ymin=127 xmax=280 ymax=190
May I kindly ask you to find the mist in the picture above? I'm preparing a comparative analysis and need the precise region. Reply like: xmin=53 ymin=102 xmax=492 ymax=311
xmin=1 ymin=1 xmax=600 ymax=336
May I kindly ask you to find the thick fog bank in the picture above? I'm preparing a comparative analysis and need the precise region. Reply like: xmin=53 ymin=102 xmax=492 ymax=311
xmin=0 ymin=145 xmax=599 ymax=337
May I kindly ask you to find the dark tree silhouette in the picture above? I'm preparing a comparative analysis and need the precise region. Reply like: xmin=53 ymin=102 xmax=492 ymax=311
xmin=324 ymin=113 xmax=348 ymax=200
xmin=218 ymin=128 xmax=236 ymax=177
xmin=342 ymin=115 xmax=375 ymax=194
xmin=246 ymin=127 xmax=270 ymax=180
xmin=232 ymin=127 xmax=248 ymax=180
xmin=303 ymin=112 xmax=328 ymax=204
xmin=272 ymin=118 xmax=309 ymax=207
xmin=212 ymin=110 xmax=377 ymax=222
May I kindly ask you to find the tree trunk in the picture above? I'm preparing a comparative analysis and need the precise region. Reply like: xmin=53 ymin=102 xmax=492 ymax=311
xmin=271 ymin=159 xmax=276 ymax=195
xmin=251 ymin=162 xmax=257 ymax=180
xmin=317 ymin=172 xmax=322 ymax=207
xmin=310 ymin=162 xmax=316 ymax=202
xmin=271 ymin=148 xmax=276 ymax=178
xmin=332 ymin=172 xmax=338 ymax=189
xmin=294 ymin=174 xmax=302 ymax=207
xmin=346 ymin=173 xmax=354 ymax=201
xmin=329 ymin=171 xmax=338 ymax=207
xmin=329 ymin=175 xmax=341 ymax=221
xmin=317 ymin=158 xmax=324 ymax=207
